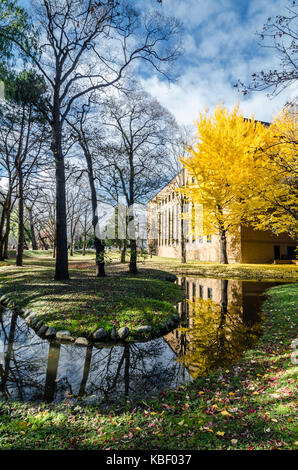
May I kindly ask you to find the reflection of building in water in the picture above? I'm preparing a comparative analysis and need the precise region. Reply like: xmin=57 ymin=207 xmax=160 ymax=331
xmin=165 ymin=277 xmax=267 ymax=378
xmin=175 ymin=277 xmax=241 ymax=318
xmin=175 ymin=276 xmax=274 ymax=317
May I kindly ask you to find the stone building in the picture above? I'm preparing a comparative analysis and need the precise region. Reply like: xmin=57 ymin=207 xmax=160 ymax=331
xmin=147 ymin=169 xmax=297 ymax=264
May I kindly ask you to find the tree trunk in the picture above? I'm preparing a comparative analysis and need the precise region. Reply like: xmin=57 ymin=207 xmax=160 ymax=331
xmin=73 ymin=125 xmax=105 ymax=275
xmin=16 ymin=169 xmax=24 ymax=266
xmin=0 ymin=195 xmax=13 ymax=260
xmin=219 ymin=228 xmax=228 ymax=264
xmin=94 ymin=236 xmax=105 ymax=276
xmin=52 ymin=229 xmax=56 ymax=258
xmin=129 ymin=238 xmax=137 ymax=274
xmin=39 ymin=232 xmax=48 ymax=250
xmin=70 ymin=238 xmax=74 ymax=256
xmin=180 ymin=201 xmax=186 ymax=263
xmin=28 ymin=207 xmax=38 ymax=250
xmin=3 ymin=210 xmax=11 ymax=259
xmin=82 ymin=211 xmax=88 ymax=256
xmin=52 ymin=118 xmax=69 ymax=280
xmin=128 ymin=160 xmax=137 ymax=274
xmin=84 ymin=148 xmax=105 ymax=277
xmin=120 ymin=239 xmax=127 ymax=263
xmin=0 ymin=205 xmax=7 ymax=261
xmin=128 ymin=205 xmax=137 ymax=274
xmin=82 ymin=238 xmax=86 ymax=256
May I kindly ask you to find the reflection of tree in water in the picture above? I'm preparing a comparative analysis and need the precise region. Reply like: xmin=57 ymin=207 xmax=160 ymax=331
xmin=78 ymin=339 xmax=189 ymax=404
xmin=0 ymin=278 xmax=265 ymax=405
xmin=44 ymin=341 xmax=61 ymax=402
xmin=0 ymin=309 xmax=190 ymax=404
xmin=177 ymin=280 xmax=264 ymax=378
xmin=43 ymin=339 xmax=190 ymax=403
xmin=0 ymin=309 xmax=50 ymax=401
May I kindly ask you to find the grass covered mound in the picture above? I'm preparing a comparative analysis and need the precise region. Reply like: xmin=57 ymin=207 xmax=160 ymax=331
xmin=0 ymin=283 xmax=296 ymax=450
xmin=0 ymin=251 xmax=184 ymax=338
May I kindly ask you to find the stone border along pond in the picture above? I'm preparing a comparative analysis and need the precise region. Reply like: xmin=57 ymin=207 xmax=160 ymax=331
xmin=0 ymin=279 xmax=181 ymax=346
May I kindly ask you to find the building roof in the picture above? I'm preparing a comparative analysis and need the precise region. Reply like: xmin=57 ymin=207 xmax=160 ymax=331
xmin=147 ymin=170 xmax=184 ymax=204
xmin=244 ymin=117 xmax=271 ymax=127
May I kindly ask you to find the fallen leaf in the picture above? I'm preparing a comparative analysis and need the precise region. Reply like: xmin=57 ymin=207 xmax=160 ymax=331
xmin=221 ymin=410 xmax=231 ymax=417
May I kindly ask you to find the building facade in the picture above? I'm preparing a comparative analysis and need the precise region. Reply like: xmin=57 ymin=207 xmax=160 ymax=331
xmin=147 ymin=170 xmax=297 ymax=264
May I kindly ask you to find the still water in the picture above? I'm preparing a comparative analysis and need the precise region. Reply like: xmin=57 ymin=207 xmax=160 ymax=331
xmin=0 ymin=278 xmax=281 ymax=405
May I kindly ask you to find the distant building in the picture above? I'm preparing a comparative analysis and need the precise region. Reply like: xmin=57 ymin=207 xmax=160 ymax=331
xmin=147 ymin=169 xmax=297 ymax=264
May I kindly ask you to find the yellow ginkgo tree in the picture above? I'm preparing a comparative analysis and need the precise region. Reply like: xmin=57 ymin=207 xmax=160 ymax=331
xmin=180 ymin=105 xmax=269 ymax=263
xmin=247 ymin=107 xmax=298 ymax=239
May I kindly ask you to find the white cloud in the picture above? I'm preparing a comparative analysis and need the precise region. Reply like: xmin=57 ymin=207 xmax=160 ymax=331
xmin=159 ymin=0 xmax=232 ymax=29
xmin=142 ymin=69 xmax=294 ymax=126
xmin=141 ymin=0 xmax=295 ymax=127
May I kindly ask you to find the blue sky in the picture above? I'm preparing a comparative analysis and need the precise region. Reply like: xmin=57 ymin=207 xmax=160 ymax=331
xmin=139 ymin=0 xmax=296 ymax=125
xmin=19 ymin=0 xmax=297 ymax=125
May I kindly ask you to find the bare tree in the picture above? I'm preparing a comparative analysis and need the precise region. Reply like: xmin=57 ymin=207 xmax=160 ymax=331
xmin=1 ymin=0 xmax=182 ymax=280
xmin=66 ymin=176 xmax=90 ymax=256
xmin=237 ymin=1 xmax=298 ymax=99
xmin=95 ymin=158 xmax=129 ymax=263
xmin=31 ymin=183 xmax=56 ymax=254
xmin=66 ymin=100 xmax=108 ymax=275
xmin=24 ymin=194 xmax=40 ymax=250
xmin=101 ymin=88 xmax=176 ymax=273
xmin=0 ymin=73 xmax=49 ymax=265
xmin=0 ymin=111 xmax=18 ymax=260
xmin=79 ymin=207 xmax=93 ymax=256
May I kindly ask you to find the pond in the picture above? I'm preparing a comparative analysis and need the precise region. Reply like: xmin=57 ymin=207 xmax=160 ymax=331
xmin=0 ymin=277 xmax=282 ymax=406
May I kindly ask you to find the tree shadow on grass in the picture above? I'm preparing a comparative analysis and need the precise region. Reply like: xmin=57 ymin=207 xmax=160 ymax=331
xmin=0 ymin=265 xmax=184 ymax=335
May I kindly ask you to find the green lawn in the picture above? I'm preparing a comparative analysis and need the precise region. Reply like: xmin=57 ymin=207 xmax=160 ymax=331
xmin=0 ymin=249 xmax=297 ymax=338
xmin=0 ymin=280 xmax=297 ymax=450
xmin=0 ymin=251 xmax=184 ymax=338
xmin=145 ymin=255 xmax=298 ymax=281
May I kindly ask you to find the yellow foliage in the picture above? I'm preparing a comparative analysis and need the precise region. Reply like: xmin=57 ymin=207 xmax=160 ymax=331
xmin=180 ymin=105 xmax=269 ymax=237
xmin=180 ymin=104 xmax=297 ymax=241
xmin=247 ymin=108 xmax=298 ymax=238
xmin=177 ymin=293 xmax=263 ymax=378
